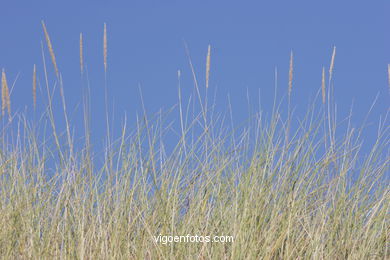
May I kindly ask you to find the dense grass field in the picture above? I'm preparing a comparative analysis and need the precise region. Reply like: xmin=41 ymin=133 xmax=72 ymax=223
xmin=0 ymin=24 xmax=389 ymax=259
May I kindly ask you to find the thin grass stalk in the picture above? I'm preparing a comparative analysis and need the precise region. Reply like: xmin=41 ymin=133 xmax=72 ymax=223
xmin=103 ymin=22 xmax=111 ymax=174
xmin=205 ymin=45 xmax=211 ymax=158
xmin=327 ymin=46 xmax=336 ymax=151
xmin=322 ymin=66 xmax=328 ymax=150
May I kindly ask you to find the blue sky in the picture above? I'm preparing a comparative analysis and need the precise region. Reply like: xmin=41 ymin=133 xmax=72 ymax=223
xmin=1 ymin=1 xmax=389 ymax=152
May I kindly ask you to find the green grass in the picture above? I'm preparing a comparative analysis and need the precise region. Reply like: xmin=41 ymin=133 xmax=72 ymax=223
xmin=0 ymin=26 xmax=388 ymax=259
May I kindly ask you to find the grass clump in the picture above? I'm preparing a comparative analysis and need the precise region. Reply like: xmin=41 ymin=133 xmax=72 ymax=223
xmin=0 ymin=24 xmax=388 ymax=259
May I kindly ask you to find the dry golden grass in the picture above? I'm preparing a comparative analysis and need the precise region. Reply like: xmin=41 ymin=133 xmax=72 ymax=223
xmin=206 ymin=45 xmax=211 ymax=89
xmin=0 ymin=26 xmax=388 ymax=260
xmin=41 ymin=21 xmax=59 ymax=77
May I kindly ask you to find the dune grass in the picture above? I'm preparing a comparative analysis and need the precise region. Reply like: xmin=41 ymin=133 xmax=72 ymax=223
xmin=0 ymin=24 xmax=389 ymax=259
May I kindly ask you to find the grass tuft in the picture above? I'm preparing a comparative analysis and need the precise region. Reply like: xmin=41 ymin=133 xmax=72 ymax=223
xmin=0 ymin=26 xmax=388 ymax=260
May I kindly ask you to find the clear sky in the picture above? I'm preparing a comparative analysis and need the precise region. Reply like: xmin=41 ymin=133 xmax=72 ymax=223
xmin=1 ymin=1 xmax=389 ymax=152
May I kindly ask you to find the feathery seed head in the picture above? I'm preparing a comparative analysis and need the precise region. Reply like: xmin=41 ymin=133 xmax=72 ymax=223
xmin=329 ymin=46 xmax=336 ymax=83
xmin=1 ymin=69 xmax=6 ymax=116
xmin=1 ymin=69 xmax=10 ymax=118
xmin=321 ymin=67 xmax=326 ymax=104
xmin=103 ymin=23 xmax=107 ymax=72
xmin=80 ymin=33 xmax=84 ymax=75
xmin=41 ymin=21 xmax=59 ymax=77
xmin=387 ymin=64 xmax=390 ymax=93
xmin=206 ymin=45 xmax=211 ymax=89
xmin=288 ymin=51 xmax=293 ymax=97
xmin=33 ymin=64 xmax=37 ymax=109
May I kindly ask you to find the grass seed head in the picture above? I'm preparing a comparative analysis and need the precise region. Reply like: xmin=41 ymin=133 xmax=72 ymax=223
xmin=103 ymin=23 xmax=107 ymax=73
xmin=329 ymin=46 xmax=336 ymax=83
xmin=288 ymin=51 xmax=293 ymax=97
xmin=322 ymin=67 xmax=326 ymax=104
xmin=80 ymin=33 xmax=84 ymax=75
xmin=206 ymin=44 xmax=211 ymax=89
xmin=5 ymin=81 xmax=10 ymax=118
xmin=33 ymin=64 xmax=37 ymax=109
xmin=41 ymin=21 xmax=59 ymax=77
xmin=1 ymin=69 xmax=6 ymax=116
xmin=1 ymin=69 xmax=10 ymax=118
xmin=388 ymin=64 xmax=390 ymax=93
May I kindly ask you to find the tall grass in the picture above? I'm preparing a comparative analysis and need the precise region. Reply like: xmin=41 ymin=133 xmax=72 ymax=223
xmin=0 ymin=24 xmax=388 ymax=259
